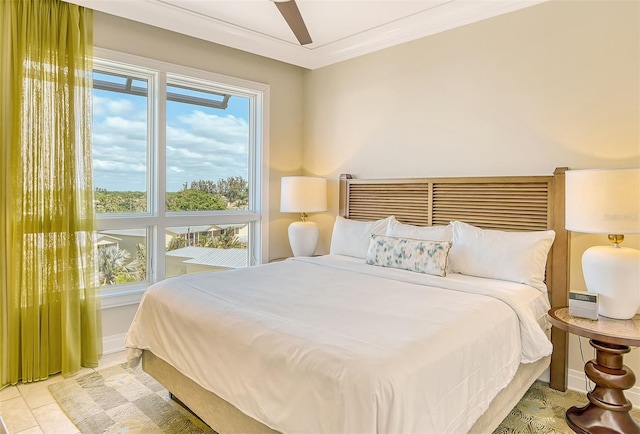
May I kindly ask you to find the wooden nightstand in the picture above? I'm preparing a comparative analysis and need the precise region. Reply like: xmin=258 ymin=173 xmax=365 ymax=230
xmin=548 ymin=306 xmax=640 ymax=433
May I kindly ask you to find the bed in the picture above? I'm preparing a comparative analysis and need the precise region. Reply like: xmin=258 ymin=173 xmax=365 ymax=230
xmin=125 ymin=168 xmax=569 ymax=434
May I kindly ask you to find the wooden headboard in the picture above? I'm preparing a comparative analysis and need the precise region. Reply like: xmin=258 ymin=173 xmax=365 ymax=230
xmin=338 ymin=167 xmax=569 ymax=391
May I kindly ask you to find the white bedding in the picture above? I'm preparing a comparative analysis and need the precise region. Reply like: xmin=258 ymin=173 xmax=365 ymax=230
xmin=126 ymin=255 xmax=552 ymax=434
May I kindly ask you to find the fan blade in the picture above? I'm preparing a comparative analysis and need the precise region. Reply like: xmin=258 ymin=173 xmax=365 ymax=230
xmin=274 ymin=0 xmax=312 ymax=45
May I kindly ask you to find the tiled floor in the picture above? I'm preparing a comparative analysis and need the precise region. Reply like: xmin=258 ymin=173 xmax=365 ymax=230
xmin=0 ymin=351 xmax=127 ymax=434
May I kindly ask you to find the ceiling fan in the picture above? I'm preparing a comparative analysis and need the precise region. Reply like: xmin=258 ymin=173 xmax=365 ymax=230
xmin=271 ymin=0 xmax=312 ymax=45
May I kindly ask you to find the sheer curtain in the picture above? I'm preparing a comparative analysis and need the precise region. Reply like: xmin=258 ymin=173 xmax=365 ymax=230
xmin=1 ymin=0 xmax=101 ymax=387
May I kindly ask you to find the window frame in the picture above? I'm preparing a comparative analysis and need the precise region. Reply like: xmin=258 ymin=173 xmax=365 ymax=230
xmin=94 ymin=48 xmax=270 ymax=309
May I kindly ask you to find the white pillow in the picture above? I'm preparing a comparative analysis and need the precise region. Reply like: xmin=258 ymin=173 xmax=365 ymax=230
xmin=386 ymin=216 xmax=452 ymax=241
xmin=330 ymin=216 xmax=392 ymax=259
xmin=366 ymin=234 xmax=452 ymax=277
xmin=448 ymin=221 xmax=555 ymax=292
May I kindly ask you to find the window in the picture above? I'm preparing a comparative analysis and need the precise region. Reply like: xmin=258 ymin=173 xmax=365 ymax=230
xmin=92 ymin=49 xmax=268 ymax=304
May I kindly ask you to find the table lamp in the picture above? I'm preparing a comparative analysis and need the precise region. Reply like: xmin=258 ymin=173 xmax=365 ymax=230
xmin=280 ymin=176 xmax=327 ymax=257
xmin=565 ymin=168 xmax=640 ymax=319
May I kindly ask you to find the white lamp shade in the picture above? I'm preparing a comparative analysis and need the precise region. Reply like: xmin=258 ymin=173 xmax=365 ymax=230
xmin=565 ymin=167 xmax=640 ymax=319
xmin=566 ymin=168 xmax=640 ymax=234
xmin=280 ymin=176 xmax=327 ymax=213
xmin=281 ymin=176 xmax=327 ymax=257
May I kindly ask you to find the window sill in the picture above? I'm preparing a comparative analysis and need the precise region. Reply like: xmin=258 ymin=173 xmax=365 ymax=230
xmin=100 ymin=287 xmax=146 ymax=309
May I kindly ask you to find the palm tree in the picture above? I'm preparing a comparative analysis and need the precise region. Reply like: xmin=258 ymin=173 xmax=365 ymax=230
xmin=167 ymin=236 xmax=187 ymax=251
xmin=129 ymin=243 xmax=147 ymax=281
xmin=98 ymin=245 xmax=135 ymax=285
xmin=202 ymin=230 xmax=246 ymax=249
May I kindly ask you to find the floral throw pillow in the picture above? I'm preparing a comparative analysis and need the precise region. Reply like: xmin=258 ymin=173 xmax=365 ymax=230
xmin=365 ymin=234 xmax=452 ymax=277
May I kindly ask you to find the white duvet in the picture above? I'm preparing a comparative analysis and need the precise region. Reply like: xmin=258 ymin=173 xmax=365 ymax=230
xmin=126 ymin=255 xmax=552 ymax=434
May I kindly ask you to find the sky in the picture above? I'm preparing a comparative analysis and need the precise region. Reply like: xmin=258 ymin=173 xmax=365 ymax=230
xmin=92 ymin=77 xmax=250 ymax=192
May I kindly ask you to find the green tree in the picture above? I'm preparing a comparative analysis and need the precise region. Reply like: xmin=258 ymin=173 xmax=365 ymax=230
xmin=190 ymin=176 xmax=248 ymax=209
xmin=217 ymin=176 xmax=249 ymax=208
xmin=94 ymin=189 xmax=147 ymax=213
xmin=94 ymin=176 xmax=249 ymax=213
xmin=189 ymin=180 xmax=216 ymax=196
xmin=166 ymin=189 xmax=227 ymax=211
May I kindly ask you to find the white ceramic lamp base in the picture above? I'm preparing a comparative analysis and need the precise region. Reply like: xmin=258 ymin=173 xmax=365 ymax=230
xmin=288 ymin=221 xmax=319 ymax=257
xmin=583 ymin=245 xmax=640 ymax=319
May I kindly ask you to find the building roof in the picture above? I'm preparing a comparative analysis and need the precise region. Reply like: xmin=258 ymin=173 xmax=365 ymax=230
xmin=166 ymin=225 xmax=218 ymax=235
xmin=95 ymin=234 xmax=121 ymax=246
xmin=216 ymin=223 xmax=247 ymax=230
xmin=166 ymin=246 xmax=248 ymax=269
xmin=101 ymin=228 xmax=146 ymax=237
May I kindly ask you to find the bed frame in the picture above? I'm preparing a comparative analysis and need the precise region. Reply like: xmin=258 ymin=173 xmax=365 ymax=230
xmin=141 ymin=167 xmax=570 ymax=433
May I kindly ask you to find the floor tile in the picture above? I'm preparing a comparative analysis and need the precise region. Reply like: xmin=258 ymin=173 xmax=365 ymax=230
xmin=17 ymin=377 xmax=62 ymax=410
xmin=0 ymin=396 xmax=38 ymax=433
xmin=0 ymin=386 xmax=21 ymax=402
xmin=31 ymin=403 xmax=79 ymax=434
xmin=15 ymin=426 xmax=44 ymax=434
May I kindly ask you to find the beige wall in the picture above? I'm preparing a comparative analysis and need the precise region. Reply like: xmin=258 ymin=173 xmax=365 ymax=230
xmin=94 ymin=11 xmax=305 ymax=261
xmin=302 ymin=0 xmax=639 ymax=390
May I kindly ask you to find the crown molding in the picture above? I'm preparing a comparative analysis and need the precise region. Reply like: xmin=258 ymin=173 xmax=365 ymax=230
xmin=71 ymin=0 xmax=547 ymax=70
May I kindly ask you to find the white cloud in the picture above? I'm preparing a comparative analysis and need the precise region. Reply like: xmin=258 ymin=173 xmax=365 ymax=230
xmin=165 ymin=110 xmax=248 ymax=190
xmin=92 ymin=107 xmax=249 ymax=192
xmin=92 ymin=111 xmax=148 ymax=190
xmin=93 ymin=96 xmax=136 ymax=118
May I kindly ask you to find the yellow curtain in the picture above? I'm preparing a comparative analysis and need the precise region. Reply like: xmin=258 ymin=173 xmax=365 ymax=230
xmin=1 ymin=0 xmax=101 ymax=387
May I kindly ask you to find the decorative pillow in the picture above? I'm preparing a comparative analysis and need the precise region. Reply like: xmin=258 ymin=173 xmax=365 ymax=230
xmin=365 ymin=234 xmax=452 ymax=277
xmin=329 ymin=216 xmax=393 ymax=259
xmin=386 ymin=216 xmax=452 ymax=241
xmin=448 ymin=221 xmax=556 ymax=292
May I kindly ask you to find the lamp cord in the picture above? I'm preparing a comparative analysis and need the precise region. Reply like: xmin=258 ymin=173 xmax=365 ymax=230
xmin=578 ymin=337 xmax=594 ymax=392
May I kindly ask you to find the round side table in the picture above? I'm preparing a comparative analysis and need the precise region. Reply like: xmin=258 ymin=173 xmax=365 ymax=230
xmin=548 ymin=307 xmax=640 ymax=434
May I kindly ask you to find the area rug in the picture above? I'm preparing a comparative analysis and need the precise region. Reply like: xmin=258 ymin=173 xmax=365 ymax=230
xmin=49 ymin=363 xmax=214 ymax=433
xmin=51 ymin=363 xmax=639 ymax=434
xmin=495 ymin=380 xmax=640 ymax=433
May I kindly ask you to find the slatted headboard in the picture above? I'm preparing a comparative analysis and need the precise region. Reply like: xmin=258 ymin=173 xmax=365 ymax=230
xmin=338 ymin=167 xmax=569 ymax=391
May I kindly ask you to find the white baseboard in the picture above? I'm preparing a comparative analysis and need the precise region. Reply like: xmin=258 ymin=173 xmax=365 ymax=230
xmin=567 ymin=367 xmax=640 ymax=408
xmin=102 ymin=332 xmax=127 ymax=355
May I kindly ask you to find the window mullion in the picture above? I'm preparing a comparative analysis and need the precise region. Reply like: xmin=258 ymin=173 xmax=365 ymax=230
xmin=155 ymin=71 xmax=168 ymax=281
